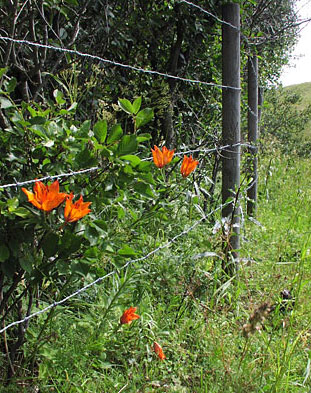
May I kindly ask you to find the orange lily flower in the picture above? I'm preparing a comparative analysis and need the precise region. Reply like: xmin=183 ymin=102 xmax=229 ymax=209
xmin=22 ymin=180 xmax=67 ymax=212
xmin=153 ymin=341 xmax=166 ymax=360
xmin=64 ymin=193 xmax=91 ymax=223
xmin=120 ymin=306 xmax=140 ymax=325
xmin=180 ymin=155 xmax=199 ymax=178
xmin=151 ymin=145 xmax=175 ymax=168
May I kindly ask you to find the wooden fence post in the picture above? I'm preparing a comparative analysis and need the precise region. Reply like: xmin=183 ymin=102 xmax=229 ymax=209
xmin=247 ymin=56 xmax=258 ymax=216
xmin=222 ymin=3 xmax=240 ymax=274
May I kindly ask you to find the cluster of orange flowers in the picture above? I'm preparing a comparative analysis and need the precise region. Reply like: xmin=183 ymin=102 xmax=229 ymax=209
xmin=120 ymin=307 xmax=166 ymax=360
xmin=151 ymin=145 xmax=199 ymax=177
xmin=22 ymin=180 xmax=91 ymax=223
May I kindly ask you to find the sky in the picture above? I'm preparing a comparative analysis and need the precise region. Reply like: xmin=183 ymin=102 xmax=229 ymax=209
xmin=279 ymin=0 xmax=311 ymax=86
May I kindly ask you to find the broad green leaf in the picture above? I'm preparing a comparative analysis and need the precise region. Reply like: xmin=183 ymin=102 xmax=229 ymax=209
xmin=13 ymin=207 xmax=31 ymax=218
xmin=0 ymin=67 xmax=7 ymax=78
xmin=101 ymin=147 xmax=114 ymax=158
xmin=53 ymin=89 xmax=66 ymax=105
xmin=133 ymin=181 xmax=154 ymax=198
xmin=138 ymin=172 xmax=156 ymax=185
xmin=0 ymin=243 xmax=9 ymax=262
xmin=120 ymin=155 xmax=141 ymax=167
xmin=7 ymin=77 xmax=17 ymax=93
xmin=59 ymin=232 xmax=82 ymax=257
xmin=29 ymin=126 xmax=47 ymax=139
xmin=7 ymin=198 xmax=19 ymax=212
xmin=29 ymin=116 xmax=47 ymax=125
xmin=71 ymin=260 xmax=90 ymax=276
xmin=118 ymin=98 xmax=134 ymax=114
xmin=132 ymin=97 xmax=142 ymax=114
xmin=79 ymin=120 xmax=91 ymax=137
xmin=135 ymin=108 xmax=154 ymax=129
xmin=42 ymin=233 xmax=59 ymax=258
xmin=136 ymin=133 xmax=152 ymax=142
xmin=138 ymin=161 xmax=152 ymax=172
xmin=107 ymin=124 xmax=123 ymax=144
xmin=118 ymin=245 xmax=136 ymax=257
xmin=84 ymin=226 xmax=99 ymax=246
xmin=117 ymin=135 xmax=138 ymax=156
xmin=94 ymin=120 xmax=107 ymax=143
xmin=19 ymin=255 xmax=33 ymax=273
xmin=0 ymin=97 xmax=13 ymax=109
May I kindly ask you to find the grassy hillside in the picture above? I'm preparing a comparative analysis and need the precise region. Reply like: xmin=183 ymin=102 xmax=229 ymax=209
xmin=284 ymin=82 xmax=311 ymax=137
xmin=284 ymin=81 xmax=311 ymax=109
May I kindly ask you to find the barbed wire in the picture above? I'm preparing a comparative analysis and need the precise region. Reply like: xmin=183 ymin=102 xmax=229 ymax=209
xmin=0 ymin=201 xmax=229 ymax=334
xmin=179 ymin=0 xmax=239 ymax=31
xmin=0 ymin=143 xmax=255 ymax=190
xmin=0 ymin=166 xmax=100 ymax=190
xmin=0 ymin=36 xmax=241 ymax=91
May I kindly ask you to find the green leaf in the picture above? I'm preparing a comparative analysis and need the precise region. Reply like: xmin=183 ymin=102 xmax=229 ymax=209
xmin=19 ymin=255 xmax=33 ymax=273
xmin=53 ymin=89 xmax=66 ymax=105
xmin=59 ymin=232 xmax=82 ymax=257
xmin=136 ymin=133 xmax=152 ymax=142
xmin=79 ymin=120 xmax=91 ymax=137
xmin=94 ymin=120 xmax=107 ymax=143
xmin=117 ymin=135 xmax=138 ymax=156
xmin=84 ymin=226 xmax=100 ymax=246
xmin=29 ymin=116 xmax=47 ymax=125
xmin=118 ymin=245 xmax=137 ymax=257
xmin=120 ymin=155 xmax=141 ymax=167
xmin=118 ymin=98 xmax=134 ymax=114
xmin=135 ymin=108 xmax=154 ymax=129
xmin=29 ymin=126 xmax=47 ymax=139
xmin=138 ymin=161 xmax=152 ymax=172
xmin=7 ymin=198 xmax=19 ymax=212
xmin=133 ymin=181 xmax=155 ymax=198
xmin=0 ymin=97 xmax=13 ymax=109
xmin=0 ymin=67 xmax=7 ymax=78
xmin=42 ymin=233 xmax=59 ymax=258
xmin=0 ymin=243 xmax=9 ymax=262
xmin=7 ymin=77 xmax=17 ymax=93
xmin=132 ymin=97 xmax=142 ymax=114
xmin=107 ymin=124 xmax=123 ymax=144
xmin=13 ymin=207 xmax=31 ymax=218
xmin=138 ymin=172 xmax=156 ymax=185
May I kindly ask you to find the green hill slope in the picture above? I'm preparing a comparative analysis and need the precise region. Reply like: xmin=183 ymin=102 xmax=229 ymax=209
xmin=283 ymin=82 xmax=311 ymax=138
xmin=284 ymin=81 xmax=311 ymax=110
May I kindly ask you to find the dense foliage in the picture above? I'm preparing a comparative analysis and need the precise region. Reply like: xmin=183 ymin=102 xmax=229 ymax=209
xmin=0 ymin=0 xmax=306 ymax=391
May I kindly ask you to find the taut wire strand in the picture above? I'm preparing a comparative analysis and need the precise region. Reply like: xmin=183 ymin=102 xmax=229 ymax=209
xmin=0 ymin=36 xmax=241 ymax=91
xmin=0 ymin=202 xmax=228 ymax=334
xmin=179 ymin=0 xmax=239 ymax=31
xmin=0 ymin=143 xmax=255 ymax=189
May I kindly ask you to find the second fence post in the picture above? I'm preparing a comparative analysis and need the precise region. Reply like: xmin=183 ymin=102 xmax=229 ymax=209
xmin=247 ymin=56 xmax=258 ymax=216
xmin=222 ymin=3 xmax=241 ymax=274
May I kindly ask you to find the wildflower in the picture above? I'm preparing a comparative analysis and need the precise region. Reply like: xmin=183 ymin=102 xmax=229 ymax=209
xmin=22 ymin=180 xmax=67 ymax=212
xmin=64 ymin=193 xmax=91 ymax=223
xmin=153 ymin=341 xmax=166 ymax=360
xmin=180 ymin=155 xmax=199 ymax=178
xmin=151 ymin=145 xmax=175 ymax=168
xmin=120 ymin=306 xmax=140 ymax=325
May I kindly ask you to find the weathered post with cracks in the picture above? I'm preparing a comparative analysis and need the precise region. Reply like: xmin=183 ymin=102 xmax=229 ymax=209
xmin=222 ymin=3 xmax=241 ymax=275
xmin=247 ymin=56 xmax=258 ymax=216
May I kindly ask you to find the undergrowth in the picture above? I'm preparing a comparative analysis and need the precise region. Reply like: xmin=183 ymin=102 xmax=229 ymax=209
xmin=1 ymin=152 xmax=311 ymax=392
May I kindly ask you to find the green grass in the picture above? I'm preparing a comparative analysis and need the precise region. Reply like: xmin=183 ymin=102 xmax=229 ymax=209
xmin=284 ymin=82 xmax=311 ymax=137
xmin=2 ymin=152 xmax=311 ymax=392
